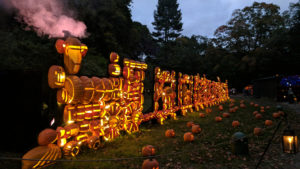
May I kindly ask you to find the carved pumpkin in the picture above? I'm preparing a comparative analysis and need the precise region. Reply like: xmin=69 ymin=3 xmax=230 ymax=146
xmin=48 ymin=65 xmax=65 ymax=89
xmin=254 ymin=127 xmax=262 ymax=136
xmin=222 ymin=112 xmax=230 ymax=118
xmin=252 ymin=111 xmax=258 ymax=116
xmin=255 ymin=113 xmax=262 ymax=119
xmin=265 ymin=120 xmax=273 ymax=126
xmin=108 ymin=64 xmax=121 ymax=77
xmin=22 ymin=144 xmax=61 ymax=169
xmin=63 ymin=75 xmax=84 ymax=104
xmin=63 ymin=141 xmax=80 ymax=157
xmin=165 ymin=129 xmax=175 ymax=138
xmin=87 ymin=136 xmax=101 ymax=150
xmin=142 ymin=159 xmax=159 ymax=169
xmin=80 ymin=76 xmax=95 ymax=104
xmin=37 ymin=128 xmax=57 ymax=146
xmin=110 ymin=52 xmax=119 ymax=63
xmin=184 ymin=132 xmax=194 ymax=142
xmin=199 ymin=113 xmax=206 ymax=118
xmin=142 ymin=145 xmax=156 ymax=156
xmin=215 ymin=116 xmax=222 ymax=122
xmin=187 ymin=121 xmax=194 ymax=127
xmin=272 ymin=112 xmax=280 ymax=118
xmin=232 ymin=121 xmax=240 ymax=128
xmin=191 ymin=125 xmax=201 ymax=134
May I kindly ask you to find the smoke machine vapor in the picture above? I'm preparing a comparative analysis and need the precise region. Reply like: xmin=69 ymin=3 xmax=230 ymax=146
xmin=8 ymin=0 xmax=88 ymax=38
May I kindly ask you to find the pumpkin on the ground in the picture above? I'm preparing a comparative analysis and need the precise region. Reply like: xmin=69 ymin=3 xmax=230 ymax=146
xmin=142 ymin=159 xmax=159 ymax=169
xmin=265 ymin=120 xmax=273 ymax=126
xmin=255 ymin=113 xmax=262 ymax=119
xmin=199 ymin=113 xmax=206 ymax=118
xmin=254 ymin=127 xmax=262 ymax=136
xmin=229 ymin=103 xmax=234 ymax=107
xmin=254 ymin=104 xmax=259 ymax=107
xmin=250 ymin=102 xmax=254 ymax=106
xmin=165 ymin=129 xmax=175 ymax=138
xmin=260 ymin=109 xmax=265 ymax=113
xmin=222 ymin=113 xmax=230 ymax=118
xmin=240 ymin=103 xmax=246 ymax=108
xmin=187 ymin=121 xmax=194 ymax=127
xmin=253 ymin=111 xmax=258 ymax=116
xmin=184 ymin=132 xmax=194 ymax=142
xmin=278 ymin=111 xmax=285 ymax=116
xmin=142 ymin=145 xmax=156 ymax=156
xmin=218 ymin=105 xmax=223 ymax=111
xmin=215 ymin=116 xmax=222 ymax=122
xmin=266 ymin=106 xmax=270 ymax=109
xmin=191 ymin=125 xmax=201 ymax=134
xmin=232 ymin=121 xmax=240 ymax=128
xmin=273 ymin=112 xmax=280 ymax=118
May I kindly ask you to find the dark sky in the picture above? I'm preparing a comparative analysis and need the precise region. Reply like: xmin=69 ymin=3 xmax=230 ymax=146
xmin=131 ymin=0 xmax=298 ymax=38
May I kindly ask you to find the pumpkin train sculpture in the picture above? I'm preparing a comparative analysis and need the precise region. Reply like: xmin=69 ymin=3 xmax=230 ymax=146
xmin=22 ymin=37 xmax=229 ymax=169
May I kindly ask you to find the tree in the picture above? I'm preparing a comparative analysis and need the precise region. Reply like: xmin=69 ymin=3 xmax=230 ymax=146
xmin=152 ymin=0 xmax=183 ymax=43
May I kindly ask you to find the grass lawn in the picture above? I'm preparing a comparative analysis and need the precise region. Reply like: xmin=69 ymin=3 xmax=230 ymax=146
xmin=3 ymin=95 xmax=297 ymax=169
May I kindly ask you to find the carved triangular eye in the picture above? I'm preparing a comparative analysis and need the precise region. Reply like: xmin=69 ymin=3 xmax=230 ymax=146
xmin=80 ymin=44 xmax=88 ymax=57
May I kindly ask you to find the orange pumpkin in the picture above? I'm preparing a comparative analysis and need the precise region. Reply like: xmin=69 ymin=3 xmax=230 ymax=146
xmin=234 ymin=106 xmax=239 ymax=111
xmin=229 ymin=108 xmax=234 ymax=113
xmin=240 ymin=103 xmax=246 ymax=108
xmin=255 ymin=113 xmax=262 ymax=119
xmin=260 ymin=109 xmax=265 ymax=113
xmin=218 ymin=105 xmax=223 ymax=111
xmin=232 ymin=121 xmax=240 ymax=127
xmin=37 ymin=128 xmax=57 ymax=146
xmin=250 ymin=102 xmax=254 ymax=106
xmin=254 ymin=104 xmax=259 ymax=107
xmin=215 ymin=116 xmax=222 ymax=122
xmin=253 ymin=111 xmax=258 ymax=116
xmin=22 ymin=144 xmax=61 ymax=169
xmin=191 ymin=125 xmax=201 ymax=134
xmin=278 ymin=111 xmax=285 ymax=116
xmin=222 ymin=112 xmax=230 ymax=118
xmin=205 ymin=108 xmax=212 ymax=113
xmin=253 ymin=127 xmax=262 ymax=136
xmin=165 ymin=129 xmax=175 ymax=138
xmin=142 ymin=145 xmax=156 ymax=156
xmin=184 ymin=132 xmax=194 ymax=142
xmin=272 ymin=112 xmax=280 ymax=118
xmin=199 ymin=113 xmax=206 ymax=118
xmin=142 ymin=159 xmax=159 ymax=169
xmin=187 ymin=121 xmax=194 ymax=127
xmin=229 ymin=103 xmax=234 ymax=107
xmin=63 ymin=141 xmax=80 ymax=157
xmin=265 ymin=120 xmax=273 ymax=126
xmin=260 ymin=106 xmax=264 ymax=110
xmin=48 ymin=65 xmax=65 ymax=89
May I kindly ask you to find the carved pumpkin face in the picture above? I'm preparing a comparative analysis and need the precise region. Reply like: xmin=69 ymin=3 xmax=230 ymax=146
xmin=56 ymin=37 xmax=88 ymax=75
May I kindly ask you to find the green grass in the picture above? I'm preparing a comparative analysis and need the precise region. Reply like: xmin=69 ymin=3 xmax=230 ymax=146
xmin=45 ymin=96 xmax=298 ymax=169
xmin=7 ymin=96 xmax=297 ymax=169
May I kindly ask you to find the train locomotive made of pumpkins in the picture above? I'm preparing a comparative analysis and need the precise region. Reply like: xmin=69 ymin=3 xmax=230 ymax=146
xmin=22 ymin=37 xmax=229 ymax=169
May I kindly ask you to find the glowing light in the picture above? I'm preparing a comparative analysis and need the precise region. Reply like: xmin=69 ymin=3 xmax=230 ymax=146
xmin=50 ymin=118 xmax=55 ymax=126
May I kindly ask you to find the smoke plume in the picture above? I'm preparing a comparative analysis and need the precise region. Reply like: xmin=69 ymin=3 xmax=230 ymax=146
xmin=8 ymin=0 xmax=87 ymax=38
